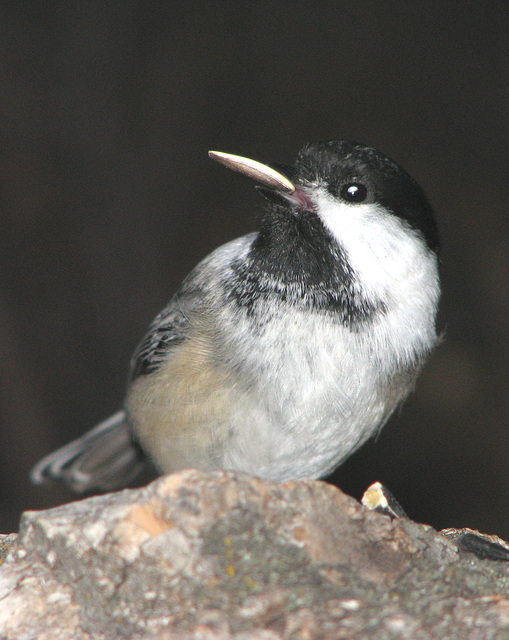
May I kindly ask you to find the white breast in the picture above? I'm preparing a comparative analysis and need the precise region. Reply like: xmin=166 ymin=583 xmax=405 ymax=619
xmin=212 ymin=301 xmax=433 ymax=480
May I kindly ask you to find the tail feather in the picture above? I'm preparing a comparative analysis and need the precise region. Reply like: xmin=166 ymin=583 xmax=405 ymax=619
xmin=30 ymin=410 xmax=147 ymax=493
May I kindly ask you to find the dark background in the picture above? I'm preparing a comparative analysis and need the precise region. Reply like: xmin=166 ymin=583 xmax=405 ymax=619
xmin=1 ymin=3 xmax=508 ymax=537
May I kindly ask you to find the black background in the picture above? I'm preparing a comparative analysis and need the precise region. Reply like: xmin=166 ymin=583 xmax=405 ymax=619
xmin=1 ymin=2 xmax=508 ymax=537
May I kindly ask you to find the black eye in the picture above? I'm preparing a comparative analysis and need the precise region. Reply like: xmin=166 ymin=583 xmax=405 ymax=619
xmin=340 ymin=182 xmax=368 ymax=203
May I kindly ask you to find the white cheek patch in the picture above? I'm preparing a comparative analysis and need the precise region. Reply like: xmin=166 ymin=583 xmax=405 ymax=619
xmin=312 ymin=190 xmax=440 ymax=368
xmin=313 ymin=191 xmax=432 ymax=296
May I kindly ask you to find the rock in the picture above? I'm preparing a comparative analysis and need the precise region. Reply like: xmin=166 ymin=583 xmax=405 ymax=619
xmin=1 ymin=470 xmax=509 ymax=639
xmin=0 ymin=534 xmax=17 ymax=564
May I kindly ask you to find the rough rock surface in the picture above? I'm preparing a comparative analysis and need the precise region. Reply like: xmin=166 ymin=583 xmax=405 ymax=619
xmin=1 ymin=470 xmax=509 ymax=639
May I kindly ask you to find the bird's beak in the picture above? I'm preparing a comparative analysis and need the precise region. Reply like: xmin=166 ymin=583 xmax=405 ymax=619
xmin=208 ymin=150 xmax=314 ymax=210
xmin=208 ymin=151 xmax=295 ymax=192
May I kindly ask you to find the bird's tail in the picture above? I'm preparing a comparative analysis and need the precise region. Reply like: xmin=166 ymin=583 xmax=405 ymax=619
xmin=30 ymin=410 xmax=147 ymax=493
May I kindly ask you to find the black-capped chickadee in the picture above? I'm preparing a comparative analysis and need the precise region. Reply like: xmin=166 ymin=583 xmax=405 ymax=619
xmin=31 ymin=141 xmax=440 ymax=493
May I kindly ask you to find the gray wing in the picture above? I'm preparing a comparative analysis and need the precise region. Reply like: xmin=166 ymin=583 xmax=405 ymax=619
xmin=128 ymin=233 xmax=256 ymax=381
xmin=30 ymin=292 xmax=194 ymax=493
xmin=129 ymin=293 xmax=192 ymax=380
xmin=30 ymin=285 xmax=198 ymax=493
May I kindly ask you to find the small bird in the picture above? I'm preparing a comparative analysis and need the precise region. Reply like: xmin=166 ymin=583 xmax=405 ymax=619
xmin=31 ymin=141 xmax=440 ymax=493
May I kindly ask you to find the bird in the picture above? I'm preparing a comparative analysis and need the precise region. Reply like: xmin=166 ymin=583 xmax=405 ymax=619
xmin=31 ymin=140 xmax=441 ymax=494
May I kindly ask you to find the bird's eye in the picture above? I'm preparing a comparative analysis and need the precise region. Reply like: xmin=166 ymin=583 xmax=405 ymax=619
xmin=340 ymin=182 xmax=368 ymax=203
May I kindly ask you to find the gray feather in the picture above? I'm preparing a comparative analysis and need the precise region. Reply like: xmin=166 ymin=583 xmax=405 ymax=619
xmin=30 ymin=411 xmax=146 ymax=493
